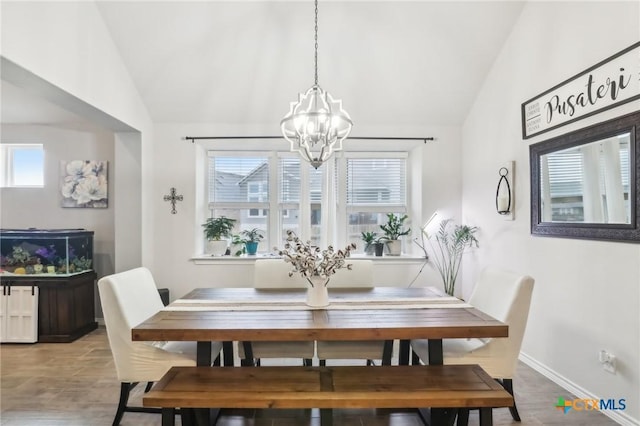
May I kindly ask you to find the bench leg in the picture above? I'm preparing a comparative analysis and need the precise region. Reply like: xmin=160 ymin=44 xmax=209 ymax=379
xmin=478 ymin=408 xmax=493 ymax=426
xmin=320 ymin=408 xmax=333 ymax=426
xmin=161 ymin=408 xmax=175 ymax=426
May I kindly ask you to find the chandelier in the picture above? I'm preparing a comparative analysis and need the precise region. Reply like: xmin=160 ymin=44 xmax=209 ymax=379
xmin=280 ymin=0 xmax=353 ymax=169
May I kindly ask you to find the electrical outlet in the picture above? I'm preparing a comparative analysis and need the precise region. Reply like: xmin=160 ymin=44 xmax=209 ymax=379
xmin=598 ymin=350 xmax=616 ymax=374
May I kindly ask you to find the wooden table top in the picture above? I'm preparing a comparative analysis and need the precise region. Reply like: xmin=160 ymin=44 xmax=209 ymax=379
xmin=132 ymin=287 xmax=508 ymax=342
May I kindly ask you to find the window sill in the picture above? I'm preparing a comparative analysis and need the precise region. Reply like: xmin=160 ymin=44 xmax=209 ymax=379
xmin=191 ymin=254 xmax=427 ymax=265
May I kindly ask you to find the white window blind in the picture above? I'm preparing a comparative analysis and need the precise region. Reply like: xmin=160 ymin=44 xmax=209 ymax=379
xmin=346 ymin=158 xmax=406 ymax=206
xmin=208 ymin=156 xmax=269 ymax=203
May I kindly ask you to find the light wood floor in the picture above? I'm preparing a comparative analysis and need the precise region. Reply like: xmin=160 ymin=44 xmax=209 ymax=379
xmin=1 ymin=327 xmax=618 ymax=426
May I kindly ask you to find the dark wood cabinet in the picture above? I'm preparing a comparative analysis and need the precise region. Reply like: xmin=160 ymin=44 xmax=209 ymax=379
xmin=1 ymin=271 xmax=97 ymax=342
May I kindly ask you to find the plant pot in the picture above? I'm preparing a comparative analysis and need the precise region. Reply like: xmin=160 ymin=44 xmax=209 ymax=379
xmin=306 ymin=276 xmax=330 ymax=308
xmin=47 ymin=265 xmax=56 ymax=274
xmin=207 ymin=240 xmax=228 ymax=256
xmin=364 ymin=244 xmax=375 ymax=255
xmin=386 ymin=240 xmax=402 ymax=256
xmin=230 ymin=243 xmax=245 ymax=256
xmin=245 ymin=241 xmax=259 ymax=255
xmin=373 ymin=243 xmax=385 ymax=257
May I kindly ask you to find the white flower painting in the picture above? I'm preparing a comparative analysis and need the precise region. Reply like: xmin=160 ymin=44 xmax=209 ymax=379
xmin=60 ymin=160 xmax=108 ymax=208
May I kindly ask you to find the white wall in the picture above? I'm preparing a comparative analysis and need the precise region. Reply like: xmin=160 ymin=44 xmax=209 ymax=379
xmin=148 ymin=122 xmax=462 ymax=299
xmin=1 ymin=1 xmax=153 ymax=273
xmin=0 ymin=125 xmax=116 ymax=315
xmin=462 ymin=2 xmax=640 ymax=424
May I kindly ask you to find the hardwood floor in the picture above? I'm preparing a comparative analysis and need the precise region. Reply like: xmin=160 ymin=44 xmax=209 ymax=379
xmin=1 ymin=327 xmax=618 ymax=426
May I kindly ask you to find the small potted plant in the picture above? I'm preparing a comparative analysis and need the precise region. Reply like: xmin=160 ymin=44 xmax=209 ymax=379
xmin=380 ymin=213 xmax=411 ymax=256
xmin=202 ymin=216 xmax=236 ymax=256
xmin=241 ymin=228 xmax=264 ymax=255
xmin=360 ymin=231 xmax=378 ymax=255
xmin=229 ymin=234 xmax=246 ymax=256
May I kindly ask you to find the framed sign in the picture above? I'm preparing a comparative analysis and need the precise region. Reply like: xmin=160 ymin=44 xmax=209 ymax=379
xmin=522 ymin=42 xmax=640 ymax=139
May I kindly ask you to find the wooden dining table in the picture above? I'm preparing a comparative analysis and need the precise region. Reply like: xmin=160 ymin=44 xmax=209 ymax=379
xmin=132 ymin=286 xmax=508 ymax=425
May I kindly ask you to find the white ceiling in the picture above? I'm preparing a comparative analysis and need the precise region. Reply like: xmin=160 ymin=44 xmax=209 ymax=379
xmin=2 ymin=1 xmax=525 ymax=128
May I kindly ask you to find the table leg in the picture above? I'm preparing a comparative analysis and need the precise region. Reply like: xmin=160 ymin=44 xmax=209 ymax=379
xmin=195 ymin=342 xmax=218 ymax=425
xmin=222 ymin=341 xmax=234 ymax=366
xmin=197 ymin=341 xmax=212 ymax=366
xmin=415 ymin=339 xmax=452 ymax=426
xmin=382 ymin=340 xmax=394 ymax=365
xmin=427 ymin=339 xmax=443 ymax=365
xmin=399 ymin=339 xmax=410 ymax=365
xmin=161 ymin=408 xmax=175 ymax=426
xmin=320 ymin=408 xmax=333 ymax=426
xmin=240 ymin=342 xmax=255 ymax=367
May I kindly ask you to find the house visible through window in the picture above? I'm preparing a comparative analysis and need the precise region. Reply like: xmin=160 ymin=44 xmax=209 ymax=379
xmin=206 ymin=151 xmax=410 ymax=255
xmin=0 ymin=144 xmax=45 ymax=188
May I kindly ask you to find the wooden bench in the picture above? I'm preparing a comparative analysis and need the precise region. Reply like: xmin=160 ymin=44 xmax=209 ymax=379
xmin=144 ymin=364 xmax=513 ymax=426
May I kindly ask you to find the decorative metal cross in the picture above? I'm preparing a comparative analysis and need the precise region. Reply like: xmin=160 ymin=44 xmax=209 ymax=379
xmin=163 ymin=187 xmax=183 ymax=214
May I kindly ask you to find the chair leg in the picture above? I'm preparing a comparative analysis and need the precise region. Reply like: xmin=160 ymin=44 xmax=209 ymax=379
xmin=456 ymin=408 xmax=470 ymax=426
xmin=144 ymin=381 xmax=154 ymax=393
xmin=113 ymin=382 xmax=135 ymax=426
xmin=501 ymin=378 xmax=521 ymax=421
xmin=411 ymin=349 xmax=421 ymax=365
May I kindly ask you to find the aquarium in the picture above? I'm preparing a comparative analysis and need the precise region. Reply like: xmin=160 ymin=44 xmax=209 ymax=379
xmin=0 ymin=229 xmax=94 ymax=276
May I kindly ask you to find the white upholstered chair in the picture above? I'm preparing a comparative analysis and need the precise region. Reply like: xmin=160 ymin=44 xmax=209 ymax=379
xmin=410 ymin=267 xmax=534 ymax=423
xmin=315 ymin=260 xmax=391 ymax=365
xmin=237 ymin=259 xmax=315 ymax=366
xmin=99 ymin=267 xmax=223 ymax=425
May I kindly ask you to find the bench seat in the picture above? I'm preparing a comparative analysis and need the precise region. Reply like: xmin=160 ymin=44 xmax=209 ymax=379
xmin=144 ymin=364 xmax=513 ymax=425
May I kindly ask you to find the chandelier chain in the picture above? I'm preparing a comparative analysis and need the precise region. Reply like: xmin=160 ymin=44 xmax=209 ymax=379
xmin=314 ymin=0 xmax=318 ymax=86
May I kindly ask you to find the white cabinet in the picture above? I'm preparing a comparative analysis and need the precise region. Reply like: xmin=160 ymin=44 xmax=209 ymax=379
xmin=0 ymin=285 xmax=38 ymax=343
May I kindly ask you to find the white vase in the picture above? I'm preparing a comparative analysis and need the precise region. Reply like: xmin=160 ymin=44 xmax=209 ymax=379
xmin=207 ymin=240 xmax=228 ymax=256
xmin=306 ymin=276 xmax=330 ymax=308
xmin=386 ymin=240 xmax=402 ymax=256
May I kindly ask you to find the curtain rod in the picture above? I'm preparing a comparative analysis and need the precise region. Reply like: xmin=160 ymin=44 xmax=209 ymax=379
xmin=183 ymin=136 xmax=435 ymax=143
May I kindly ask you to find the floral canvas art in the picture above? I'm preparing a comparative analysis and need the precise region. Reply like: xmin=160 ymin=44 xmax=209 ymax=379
xmin=60 ymin=160 xmax=108 ymax=208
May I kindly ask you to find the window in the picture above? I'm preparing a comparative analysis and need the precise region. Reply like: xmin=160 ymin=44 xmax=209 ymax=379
xmin=344 ymin=155 xmax=407 ymax=250
xmin=206 ymin=151 xmax=410 ymax=255
xmin=0 ymin=144 xmax=44 ymax=187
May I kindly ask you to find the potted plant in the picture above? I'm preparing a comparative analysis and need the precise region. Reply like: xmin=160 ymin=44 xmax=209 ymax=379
xmin=229 ymin=234 xmax=246 ymax=256
xmin=360 ymin=231 xmax=378 ymax=255
xmin=380 ymin=213 xmax=411 ymax=256
xmin=241 ymin=228 xmax=264 ymax=255
xmin=427 ymin=218 xmax=479 ymax=296
xmin=202 ymin=216 xmax=236 ymax=256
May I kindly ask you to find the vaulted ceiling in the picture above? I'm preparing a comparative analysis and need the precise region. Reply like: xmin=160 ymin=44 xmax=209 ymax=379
xmin=2 ymin=1 xmax=525 ymax=128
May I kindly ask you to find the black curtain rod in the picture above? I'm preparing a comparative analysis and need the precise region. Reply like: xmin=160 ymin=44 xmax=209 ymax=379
xmin=183 ymin=136 xmax=435 ymax=143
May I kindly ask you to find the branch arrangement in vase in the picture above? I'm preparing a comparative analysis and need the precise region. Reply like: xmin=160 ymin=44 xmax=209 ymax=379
xmin=277 ymin=230 xmax=356 ymax=287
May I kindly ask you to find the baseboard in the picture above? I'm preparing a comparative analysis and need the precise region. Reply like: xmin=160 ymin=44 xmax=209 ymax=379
xmin=519 ymin=352 xmax=638 ymax=426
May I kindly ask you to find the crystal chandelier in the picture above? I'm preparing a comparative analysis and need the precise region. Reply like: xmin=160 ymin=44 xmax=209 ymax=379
xmin=281 ymin=0 xmax=353 ymax=169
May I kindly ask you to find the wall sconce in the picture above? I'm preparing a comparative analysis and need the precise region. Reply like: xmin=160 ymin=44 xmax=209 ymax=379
xmin=496 ymin=161 xmax=515 ymax=220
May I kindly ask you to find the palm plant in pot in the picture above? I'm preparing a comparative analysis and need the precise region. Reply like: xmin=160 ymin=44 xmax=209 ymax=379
xmin=427 ymin=218 xmax=479 ymax=296
xmin=202 ymin=216 xmax=236 ymax=256
xmin=360 ymin=231 xmax=378 ymax=255
xmin=380 ymin=213 xmax=411 ymax=256
xmin=241 ymin=228 xmax=264 ymax=255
